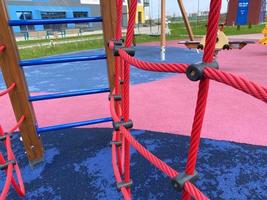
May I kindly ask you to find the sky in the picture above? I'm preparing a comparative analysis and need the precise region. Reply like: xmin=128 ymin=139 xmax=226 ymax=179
xmin=147 ymin=0 xmax=229 ymax=19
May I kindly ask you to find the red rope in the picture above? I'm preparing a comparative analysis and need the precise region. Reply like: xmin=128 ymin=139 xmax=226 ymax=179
xmin=0 ymin=116 xmax=26 ymax=200
xmin=183 ymin=1 xmax=222 ymax=199
xmin=0 ymin=45 xmax=6 ymax=53
xmin=111 ymin=133 xmax=131 ymax=200
xmin=110 ymin=0 xmax=266 ymax=199
xmin=0 ymin=83 xmax=16 ymax=97
xmin=110 ymin=95 xmax=208 ymax=200
xmin=204 ymin=68 xmax=267 ymax=102
xmin=8 ymin=115 xmax=25 ymax=134
xmin=118 ymin=49 xmax=188 ymax=73
xmin=121 ymin=0 xmax=138 ymax=196
xmin=114 ymin=0 xmax=124 ymax=175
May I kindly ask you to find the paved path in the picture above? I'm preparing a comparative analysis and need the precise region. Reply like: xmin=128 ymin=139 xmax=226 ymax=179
xmin=228 ymin=33 xmax=262 ymax=40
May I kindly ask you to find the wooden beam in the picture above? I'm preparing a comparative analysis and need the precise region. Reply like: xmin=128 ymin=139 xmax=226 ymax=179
xmin=177 ymin=0 xmax=195 ymax=41
xmin=160 ymin=0 xmax=166 ymax=61
xmin=0 ymin=0 xmax=43 ymax=164
xmin=100 ymin=0 xmax=117 ymax=91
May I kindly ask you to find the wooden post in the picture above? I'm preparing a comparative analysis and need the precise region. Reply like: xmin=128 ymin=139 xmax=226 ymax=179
xmin=100 ymin=0 xmax=117 ymax=91
xmin=0 ymin=1 xmax=43 ymax=164
xmin=160 ymin=0 xmax=166 ymax=61
xmin=177 ymin=0 xmax=195 ymax=41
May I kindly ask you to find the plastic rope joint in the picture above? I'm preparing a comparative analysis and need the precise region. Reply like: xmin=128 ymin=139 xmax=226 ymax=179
xmin=113 ymin=120 xmax=133 ymax=131
xmin=186 ymin=60 xmax=219 ymax=81
xmin=171 ymin=170 xmax=199 ymax=191
xmin=0 ymin=133 xmax=13 ymax=141
xmin=110 ymin=140 xmax=122 ymax=147
xmin=109 ymin=94 xmax=122 ymax=101
xmin=0 ymin=160 xmax=16 ymax=170
xmin=116 ymin=179 xmax=133 ymax=190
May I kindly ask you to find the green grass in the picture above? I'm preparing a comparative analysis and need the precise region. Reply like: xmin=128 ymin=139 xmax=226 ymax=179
xmin=18 ymin=22 xmax=265 ymax=60
xmin=19 ymin=39 xmax=104 ymax=59
xmin=169 ymin=21 xmax=265 ymax=37
xmin=17 ymin=33 xmax=103 ymax=46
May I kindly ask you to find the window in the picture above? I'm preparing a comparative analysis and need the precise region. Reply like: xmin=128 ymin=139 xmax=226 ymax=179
xmin=41 ymin=12 xmax=67 ymax=31
xmin=16 ymin=11 xmax=34 ymax=31
xmin=73 ymin=11 xmax=89 ymax=29
xmin=73 ymin=12 xmax=88 ymax=18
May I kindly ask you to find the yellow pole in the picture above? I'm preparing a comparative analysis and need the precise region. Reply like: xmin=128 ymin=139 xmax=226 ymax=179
xmin=160 ymin=0 xmax=166 ymax=61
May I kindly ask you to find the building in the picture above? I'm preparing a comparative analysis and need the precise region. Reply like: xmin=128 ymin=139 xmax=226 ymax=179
xmin=123 ymin=0 xmax=147 ymax=26
xmin=6 ymin=0 xmax=146 ymax=33
xmin=226 ymin=0 xmax=266 ymax=26
xmin=135 ymin=0 xmax=147 ymax=24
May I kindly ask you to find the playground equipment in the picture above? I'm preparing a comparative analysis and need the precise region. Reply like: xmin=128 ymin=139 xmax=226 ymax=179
xmin=0 ymin=0 xmax=266 ymax=199
xmin=180 ymin=24 xmax=254 ymax=53
xmin=149 ymin=0 xmax=194 ymax=61
xmin=259 ymin=24 xmax=267 ymax=45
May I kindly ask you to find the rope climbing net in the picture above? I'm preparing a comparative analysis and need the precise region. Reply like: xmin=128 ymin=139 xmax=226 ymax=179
xmin=109 ymin=0 xmax=267 ymax=199
xmin=0 ymin=79 xmax=25 ymax=200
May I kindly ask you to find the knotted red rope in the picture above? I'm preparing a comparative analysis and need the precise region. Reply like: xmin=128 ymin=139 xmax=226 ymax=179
xmin=109 ymin=0 xmax=266 ymax=199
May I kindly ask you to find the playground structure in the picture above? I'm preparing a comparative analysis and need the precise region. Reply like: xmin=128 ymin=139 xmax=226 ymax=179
xmin=259 ymin=24 xmax=267 ymax=45
xmin=180 ymin=23 xmax=254 ymax=52
xmin=0 ymin=0 xmax=266 ymax=200
xmin=150 ymin=0 xmax=194 ymax=61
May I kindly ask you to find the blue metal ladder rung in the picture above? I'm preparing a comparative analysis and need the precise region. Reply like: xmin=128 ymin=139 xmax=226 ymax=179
xmin=36 ymin=117 xmax=113 ymax=133
xmin=29 ymin=88 xmax=110 ymax=102
xmin=9 ymin=17 xmax=103 ymax=26
xmin=20 ymin=54 xmax=107 ymax=67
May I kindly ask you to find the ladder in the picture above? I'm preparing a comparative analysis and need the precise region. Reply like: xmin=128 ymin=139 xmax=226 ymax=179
xmin=0 ymin=0 xmax=117 ymax=165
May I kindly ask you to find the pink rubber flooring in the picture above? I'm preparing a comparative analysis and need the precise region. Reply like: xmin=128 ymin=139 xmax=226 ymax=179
xmin=0 ymin=42 xmax=266 ymax=146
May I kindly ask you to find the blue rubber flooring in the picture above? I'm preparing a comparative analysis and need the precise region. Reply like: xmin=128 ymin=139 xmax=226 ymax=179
xmin=0 ymin=46 xmax=202 ymax=92
xmin=1 ymin=128 xmax=266 ymax=199
xmin=0 ymin=47 xmax=266 ymax=199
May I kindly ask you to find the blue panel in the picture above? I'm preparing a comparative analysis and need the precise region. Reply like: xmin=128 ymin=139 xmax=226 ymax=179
xmin=36 ymin=117 xmax=113 ymax=133
xmin=9 ymin=17 xmax=102 ymax=26
xmin=236 ymin=0 xmax=249 ymax=25
xmin=20 ymin=54 xmax=106 ymax=66
xmin=29 ymin=88 xmax=110 ymax=101
xmin=7 ymin=5 xmax=92 ymax=32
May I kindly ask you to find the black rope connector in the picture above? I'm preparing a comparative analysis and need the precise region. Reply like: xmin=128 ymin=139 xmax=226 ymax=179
xmin=0 ymin=160 xmax=16 ymax=170
xmin=186 ymin=61 xmax=219 ymax=81
xmin=113 ymin=119 xmax=133 ymax=131
xmin=171 ymin=170 xmax=198 ymax=191
xmin=119 ymin=79 xmax=124 ymax=85
xmin=110 ymin=140 xmax=122 ymax=147
xmin=107 ymin=39 xmax=123 ymax=49
xmin=108 ymin=94 xmax=122 ymax=101
xmin=114 ymin=47 xmax=135 ymax=57
xmin=116 ymin=179 xmax=133 ymax=190
xmin=108 ymin=39 xmax=135 ymax=57
xmin=197 ymin=44 xmax=204 ymax=50
xmin=0 ymin=133 xmax=13 ymax=141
